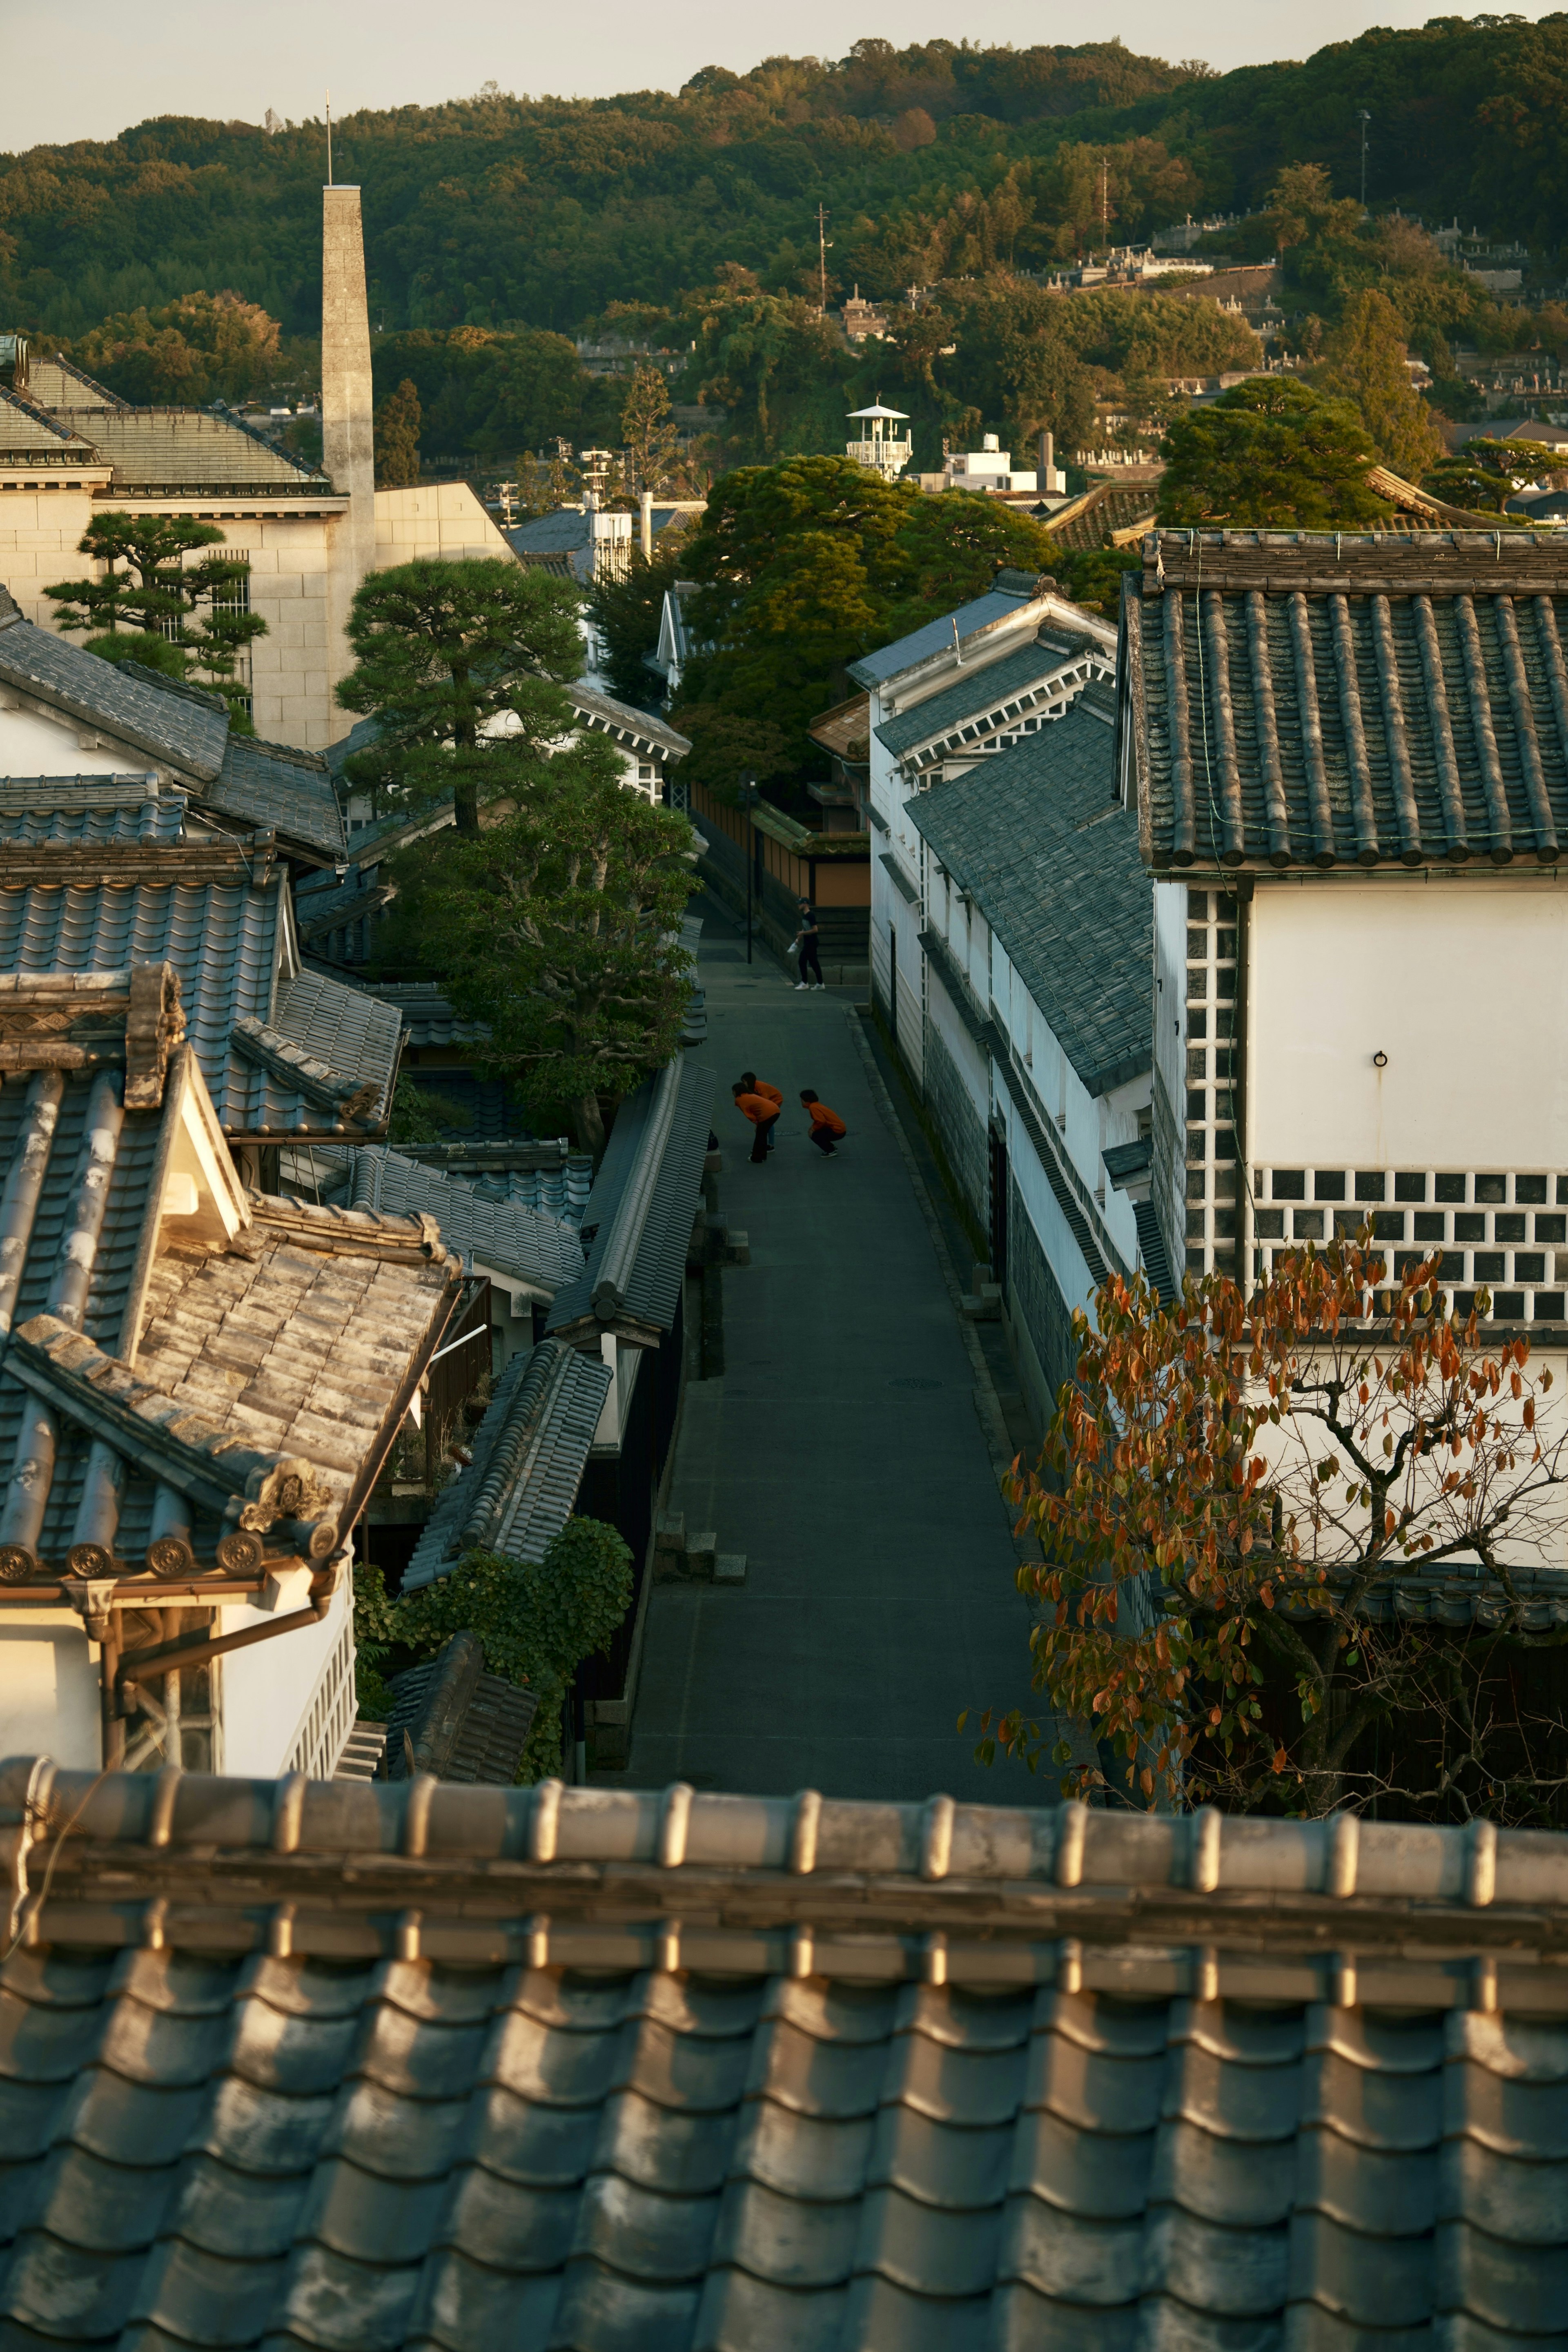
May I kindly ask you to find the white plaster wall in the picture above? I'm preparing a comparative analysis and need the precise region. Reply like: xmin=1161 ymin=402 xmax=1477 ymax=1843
xmin=995 ymin=1074 xmax=1098 ymax=1321
xmin=1250 ymin=877 xmax=1568 ymax=1173
xmin=216 ymin=1573 xmax=352 ymax=1778
xmin=0 ymin=703 xmax=133 ymax=774
xmin=0 ymin=1615 xmax=101 ymax=1768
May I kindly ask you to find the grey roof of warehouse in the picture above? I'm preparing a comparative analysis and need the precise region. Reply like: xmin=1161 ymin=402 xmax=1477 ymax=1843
xmin=0 ymin=597 xmax=344 ymax=864
xmin=1 ymin=1762 xmax=1566 ymax=2351
xmin=874 ymin=625 xmax=1112 ymax=763
xmin=849 ymin=582 xmax=1040 ymax=688
xmin=909 ymin=699 xmax=1152 ymax=1097
xmin=567 ymin=677 xmax=693 ymax=761
xmin=547 ymin=1056 xmax=716 ymax=1347
xmin=0 ymin=844 xmax=402 ymax=1140
xmin=403 ymin=1337 xmax=611 ymax=1589
xmin=1122 ymin=528 xmax=1568 ymax=873
xmin=0 ymin=774 xmax=185 ymax=845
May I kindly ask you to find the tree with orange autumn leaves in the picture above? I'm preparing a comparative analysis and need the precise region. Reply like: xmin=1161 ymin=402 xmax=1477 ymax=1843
xmin=971 ymin=1240 xmax=1568 ymax=1822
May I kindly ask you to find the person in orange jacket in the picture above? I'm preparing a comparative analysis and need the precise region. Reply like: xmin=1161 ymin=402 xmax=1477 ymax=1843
xmin=739 ymin=1071 xmax=782 ymax=1152
xmin=732 ymin=1081 xmax=781 ymax=1164
xmin=800 ymin=1088 xmax=846 ymax=1157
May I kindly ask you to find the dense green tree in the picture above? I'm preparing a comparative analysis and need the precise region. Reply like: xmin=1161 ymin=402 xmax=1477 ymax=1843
xmin=382 ymin=732 xmax=697 ymax=1154
xmin=7 ymin=27 xmax=1568 ymax=347
xmin=1312 ymin=289 xmax=1445 ymax=480
xmin=374 ymin=378 xmax=422 ymax=488
xmin=670 ymin=455 xmax=1059 ymax=786
xmin=1157 ymin=377 xmax=1390 ymax=529
xmin=61 ymin=290 xmax=282 ymax=405
xmin=45 ymin=511 xmax=266 ymax=727
xmin=335 ymin=557 xmax=584 ymax=835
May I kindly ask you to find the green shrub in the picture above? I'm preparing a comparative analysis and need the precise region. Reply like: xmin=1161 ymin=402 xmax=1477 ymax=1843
xmin=351 ymin=1516 xmax=634 ymax=1782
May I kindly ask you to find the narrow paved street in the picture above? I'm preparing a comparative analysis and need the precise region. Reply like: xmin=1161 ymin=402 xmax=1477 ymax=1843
xmin=622 ymin=900 xmax=1047 ymax=1803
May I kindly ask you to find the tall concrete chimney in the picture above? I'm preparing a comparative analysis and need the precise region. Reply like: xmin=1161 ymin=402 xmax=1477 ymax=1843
xmin=322 ymin=185 xmax=376 ymax=704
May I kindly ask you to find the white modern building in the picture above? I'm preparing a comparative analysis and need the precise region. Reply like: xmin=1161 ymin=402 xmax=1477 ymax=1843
xmin=845 ymin=401 xmax=913 ymax=480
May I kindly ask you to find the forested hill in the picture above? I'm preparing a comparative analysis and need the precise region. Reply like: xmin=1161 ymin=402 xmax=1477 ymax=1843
xmin=3 ymin=19 xmax=1567 ymax=341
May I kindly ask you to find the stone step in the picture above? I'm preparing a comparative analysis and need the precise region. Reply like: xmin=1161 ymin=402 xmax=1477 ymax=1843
xmin=334 ymin=1720 xmax=389 ymax=1782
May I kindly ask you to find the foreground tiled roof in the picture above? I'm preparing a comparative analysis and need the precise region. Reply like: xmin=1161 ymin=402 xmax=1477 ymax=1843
xmin=0 ymin=1763 xmax=1565 ymax=2350
xmin=1124 ymin=529 xmax=1568 ymax=871
xmin=547 ymin=1058 xmax=715 ymax=1345
xmin=403 ymin=1337 xmax=611 ymax=1589
xmin=909 ymin=700 xmax=1152 ymax=1096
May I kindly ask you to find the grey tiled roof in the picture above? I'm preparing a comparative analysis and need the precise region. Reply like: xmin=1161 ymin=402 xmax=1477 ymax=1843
xmin=206 ymin=729 xmax=345 ymax=862
xmin=568 ymin=678 xmax=692 ymax=758
xmin=848 ymin=585 xmax=1033 ymax=688
xmin=353 ymin=979 xmax=488 ymax=1048
xmin=32 ymin=390 xmax=327 ymax=487
xmin=381 ymin=1630 xmax=537 ymax=1781
xmin=874 ymin=632 xmax=1105 ymax=759
xmin=909 ymin=702 xmax=1152 ymax=1098
xmin=507 ymin=509 xmax=591 ymax=556
xmin=1045 ymin=477 xmax=1158 ymax=552
xmin=1127 ymin=530 xmax=1568 ymax=872
xmin=269 ymin=972 xmax=402 ymax=1127
xmin=0 ymin=875 xmax=396 ymax=1136
xmin=0 ymin=1045 xmax=458 ymax=1581
xmin=3 ymin=1766 xmax=1568 ymax=2349
xmin=0 ymin=620 xmax=229 ymax=780
xmin=547 ymin=1058 xmax=715 ymax=1343
xmin=0 ymin=383 xmax=98 ymax=454
xmin=347 ymin=1145 xmax=585 ymax=1292
xmin=0 ymin=777 xmax=183 ymax=844
xmin=403 ymin=1337 xmax=610 ymax=1588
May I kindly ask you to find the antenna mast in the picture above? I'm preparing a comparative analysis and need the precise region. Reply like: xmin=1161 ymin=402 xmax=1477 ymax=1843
xmin=325 ymin=90 xmax=333 ymax=187
xmin=817 ymin=205 xmax=831 ymax=313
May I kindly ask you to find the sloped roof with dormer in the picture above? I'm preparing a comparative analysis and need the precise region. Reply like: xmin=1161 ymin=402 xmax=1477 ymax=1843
xmin=1124 ymin=529 xmax=1568 ymax=873
xmin=0 ymin=1765 xmax=1564 ymax=2349
xmin=875 ymin=627 xmax=1110 ymax=763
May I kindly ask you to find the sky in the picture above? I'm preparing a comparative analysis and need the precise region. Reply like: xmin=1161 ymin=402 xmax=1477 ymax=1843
xmin=0 ymin=0 xmax=1553 ymax=153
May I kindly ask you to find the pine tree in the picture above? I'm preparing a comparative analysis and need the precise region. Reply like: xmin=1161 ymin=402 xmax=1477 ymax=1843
xmin=45 ymin=512 xmax=266 ymax=730
xmin=335 ymin=557 xmax=585 ymax=836
xmin=1157 ymin=378 xmax=1391 ymax=530
xmin=619 ymin=365 xmax=682 ymax=494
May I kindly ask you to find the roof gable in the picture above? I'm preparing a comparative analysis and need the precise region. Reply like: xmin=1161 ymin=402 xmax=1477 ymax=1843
xmin=847 ymin=586 xmax=1037 ymax=689
xmin=874 ymin=628 xmax=1111 ymax=762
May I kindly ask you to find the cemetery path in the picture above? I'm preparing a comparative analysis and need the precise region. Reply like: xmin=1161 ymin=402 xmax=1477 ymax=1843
xmin=617 ymin=898 xmax=1045 ymax=1803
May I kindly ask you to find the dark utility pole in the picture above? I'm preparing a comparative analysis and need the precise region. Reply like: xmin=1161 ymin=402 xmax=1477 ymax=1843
xmin=740 ymin=774 xmax=758 ymax=962
xmin=817 ymin=206 xmax=831 ymax=312
xmin=1358 ymin=111 xmax=1372 ymax=211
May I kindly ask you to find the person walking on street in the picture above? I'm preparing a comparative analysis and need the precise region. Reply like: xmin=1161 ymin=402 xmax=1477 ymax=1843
xmin=739 ymin=1071 xmax=782 ymax=1151
xmin=733 ymin=1081 xmax=781 ymax=1165
xmin=793 ymin=899 xmax=824 ymax=990
xmin=800 ymin=1088 xmax=846 ymax=1157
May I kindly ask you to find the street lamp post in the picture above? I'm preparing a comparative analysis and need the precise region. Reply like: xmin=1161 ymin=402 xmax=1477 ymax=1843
xmin=739 ymin=773 xmax=759 ymax=963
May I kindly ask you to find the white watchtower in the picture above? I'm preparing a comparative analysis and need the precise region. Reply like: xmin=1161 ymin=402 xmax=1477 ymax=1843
xmin=846 ymin=400 xmax=913 ymax=481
